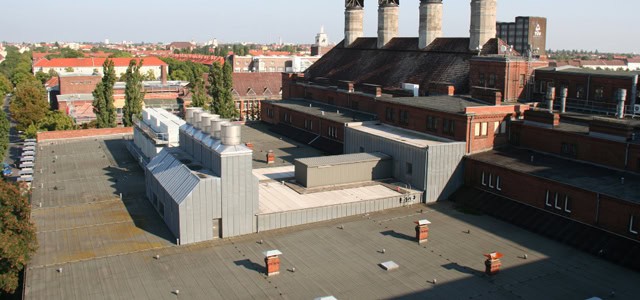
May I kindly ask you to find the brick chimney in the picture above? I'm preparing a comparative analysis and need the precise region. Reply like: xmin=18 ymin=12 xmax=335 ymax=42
xmin=161 ymin=64 xmax=168 ymax=85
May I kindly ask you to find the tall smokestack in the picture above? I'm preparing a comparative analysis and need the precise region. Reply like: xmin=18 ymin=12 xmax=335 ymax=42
xmin=161 ymin=64 xmax=168 ymax=85
xmin=419 ymin=0 xmax=443 ymax=49
xmin=378 ymin=0 xmax=400 ymax=49
xmin=345 ymin=0 xmax=365 ymax=48
xmin=469 ymin=0 xmax=497 ymax=52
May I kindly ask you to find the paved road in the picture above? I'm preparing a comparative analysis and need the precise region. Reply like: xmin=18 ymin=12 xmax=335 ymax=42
xmin=3 ymin=94 xmax=24 ymax=180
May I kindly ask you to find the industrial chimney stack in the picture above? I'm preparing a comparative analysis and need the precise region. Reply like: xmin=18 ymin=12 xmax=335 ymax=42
xmin=469 ymin=0 xmax=497 ymax=52
xmin=419 ymin=0 xmax=443 ymax=49
xmin=344 ymin=0 xmax=365 ymax=48
xmin=377 ymin=0 xmax=400 ymax=49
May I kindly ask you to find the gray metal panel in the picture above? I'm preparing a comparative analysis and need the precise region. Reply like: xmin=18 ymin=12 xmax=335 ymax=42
xmin=256 ymin=191 xmax=423 ymax=232
xmin=219 ymin=151 xmax=258 ymax=238
xmin=345 ymin=127 xmax=428 ymax=192
xmin=296 ymin=152 xmax=391 ymax=167
xmin=425 ymin=142 xmax=466 ymax=203
xmin=303 ymin=158 xmax=392 ymax=188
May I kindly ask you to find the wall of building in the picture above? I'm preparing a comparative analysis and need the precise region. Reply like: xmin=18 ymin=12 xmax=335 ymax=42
xmin=295 ymin=156 xmax=392 ymax=188
xmin=59 ymin=75 xmax=102 ymax=95
xmin=511 ymin=122 xmax=640 ymax=172
xmin=261 ymin=102 xmax=347 ymax=142
xmin=465 ymin=158 xmax=640 ymax=240
xmin=256 ymin=191 xmax=423 ymax=232
xmin=534 ymin=70 xmax=639 ymax=112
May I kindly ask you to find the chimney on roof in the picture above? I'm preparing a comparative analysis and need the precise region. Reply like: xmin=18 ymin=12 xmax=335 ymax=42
xmin=344 ymin=0 xmax=365 ymax=48
xmin=616 ymin=89 xmax=628 ymax=119
xmin=469 ymin=0 xmax=497 ymax=52
xmin=161 ymin=64 xmax=168 ymax=85
xmin=419 ymin=0 xmax=443 ymax=49
xmin=378 ymin=0 xmax=400 ymax=49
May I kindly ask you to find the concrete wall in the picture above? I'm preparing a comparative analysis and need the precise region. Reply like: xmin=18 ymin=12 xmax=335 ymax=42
xmin=257 ymin=191 xmax=423 ymax=232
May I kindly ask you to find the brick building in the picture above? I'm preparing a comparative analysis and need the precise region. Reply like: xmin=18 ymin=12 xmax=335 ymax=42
xmin=228 ymin=55 xmax=321 ymax=73
xmin=496 ymin=16 xmax=547 ymax=56
xmin=231 ymin=72 xmax=282 ymax=121
xmin=464 ymin=110 xmax=640 ymax=241
xmin=533 ymin=67 xmax=640 ymax=115
xmin=470 ymin=55 xmax=548 ymax=103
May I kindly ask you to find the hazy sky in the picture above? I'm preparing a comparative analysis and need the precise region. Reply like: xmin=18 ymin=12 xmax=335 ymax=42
xmin=1 ymin=0 xmax=638 ymax=53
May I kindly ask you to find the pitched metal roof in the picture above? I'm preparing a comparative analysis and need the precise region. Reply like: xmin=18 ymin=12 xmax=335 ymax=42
xmin=147 ymin=149 xmax=201 ymax=205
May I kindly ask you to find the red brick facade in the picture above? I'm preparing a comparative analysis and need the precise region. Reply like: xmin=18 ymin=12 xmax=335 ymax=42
xmin=534 ymin=68 xmax=639 ymax=113
xmin=274 ymin=74 xmax=532 ymax=154
xmin=59 ymin=75 xmax=102 ymax=95
xmin=260 ymin=102 xmax=346 ymax=142
xmin=37 ymin=127 xmax=133 ymax=142
xmin=465 ymin=158 xmax=640 ymax=240
xmin=511 ymin=121 xmax=640 ymax=173
xmin=470 ymin=57 xmax=548 ymax=103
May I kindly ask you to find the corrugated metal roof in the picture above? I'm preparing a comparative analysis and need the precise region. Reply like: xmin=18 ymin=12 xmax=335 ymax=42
xmin=296 ymin=152 xmax=390 ymax=168
xmin=148 ymin=151 xmax=201 ymax=205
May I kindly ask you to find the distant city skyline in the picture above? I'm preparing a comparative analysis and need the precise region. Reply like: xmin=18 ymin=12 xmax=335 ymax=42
xmin=1 ymin=0 xmax=638 ymax=53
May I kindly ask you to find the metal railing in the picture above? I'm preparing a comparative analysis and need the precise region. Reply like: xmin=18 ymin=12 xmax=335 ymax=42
xmin=133 ymin=116 xmax=170 ymax=145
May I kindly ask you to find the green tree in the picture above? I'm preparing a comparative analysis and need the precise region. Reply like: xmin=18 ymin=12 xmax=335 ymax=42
xmin=35 ymin=70 xmax=52 ymax=84
xmin=38 ymin=110 xmax=75 ymax=131
xmin=9 ymin=81 xmax=49 ymax=131
xmin=92 ymin=59 xmax=117 ymax=128
xmin=190 ymin=77 xmax=209 ymax=108
xmin=208 ymin=62 xmax=237 ymax=118
xmin=0 ymin=180 xmax=38 ymax=294
xmin=0 ymin=74 xmax=12 ymax=96
xmin=144 ymin=69 xmax=156 ymax=81
xmin=122 ymin=59 xmax=145 ymax=127
xmin=0 ymin=109 xmax=10 ymax=157
xmin=64 ymin=67 xmax=74 ymax=73
xmin=107 ymin=51 xmax=133 ymax=58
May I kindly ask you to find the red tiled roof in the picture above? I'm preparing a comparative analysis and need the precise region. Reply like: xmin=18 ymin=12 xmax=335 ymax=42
xmin=34 ymin=57 xmax=168 ymax=68
xmin=231 ymin=73 xmax=282 ymax=98
xmin=169 ymin=42 xmax=195 ymax=49
xmin=580 ymin=59 xmax=627 ymax=66
xmin=45 ymin=77 xmax=59 ymax=88
xmin=626 ymin=58 xmax=640 ymax=64
xmin=163 ymin=54 xmax=224 ymax=66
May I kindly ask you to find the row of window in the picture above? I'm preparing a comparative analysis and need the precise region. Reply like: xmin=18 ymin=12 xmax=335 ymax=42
xmin=424 ymin=115 xmax=455 ymax=136
xmin=538 ymin=81 xmax=606 ymax=101
xmin=328 ymin=126 xmax=338 ymax=138
xmin=545 ymin=190 xmax=572 ymax=214
xmin=283 ymin=112 xmax=293 ymax=124
xmin=304 ymin=120 xmax=313 ymax=130
xmin=474 ymin=121 xmax=507 ymax=137
xmin=478 ymin=73 xmax=497 ymax=88
xmin=481 ymin=172 xmax=502 ymax=191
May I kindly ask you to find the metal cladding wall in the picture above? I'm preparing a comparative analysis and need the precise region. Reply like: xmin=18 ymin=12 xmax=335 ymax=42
xmin=294 ymin=154 xmax=393 ymax=188
xmin=178 ymin=177 xmax=222 ymax=244
xmin=257 ymin=191 xmax=423 ymax=232
xmin=344 ymin=127 xmax=466 ymax=203
xmin=216 ymin=151 xmax=259 ymax=237
xmin=344 ymin=128 xmax=428 ymax=191
xmin=426 ymin=143 xmax=466 ymax=202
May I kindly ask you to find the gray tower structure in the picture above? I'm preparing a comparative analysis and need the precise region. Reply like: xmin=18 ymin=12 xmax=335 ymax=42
xmin=377 ymin=0 xmax=400 ymax=49
xmin=419 ymin=0 xmax=443 ymax=49
xmin=345 ymin=0 xmax=365 ymax=48
xmin=469 ymin=0 xmax=497 ymax=51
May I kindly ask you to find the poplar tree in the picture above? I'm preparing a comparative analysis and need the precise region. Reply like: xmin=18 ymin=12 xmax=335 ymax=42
xmin=208 ymin=61 xmax=237 ymax=119
xmin=92 ymin=59 xmax=117 ymax=128
xmin=122 ymin=59 xmax=145 ymax=127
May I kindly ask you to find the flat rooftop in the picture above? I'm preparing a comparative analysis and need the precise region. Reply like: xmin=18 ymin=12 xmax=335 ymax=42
xmin=469 ymin=147 xmax=640 ymax=203
xmin=378 ymin=95 xmax=490 ymax=114
xmin=241 ymin=122 xmax=327 ymax=169
xmin=350 ymin=123 xmax=460 ymax=148
xmin=29 ymin=137 xmax=175 ymax=269
xmin=26 ymin=202 xmax=640 ymax=299
xmin=253 ymin=166 xmax=405 ymax=214
xmin=270 ymin=99 xmax=377 ymax=123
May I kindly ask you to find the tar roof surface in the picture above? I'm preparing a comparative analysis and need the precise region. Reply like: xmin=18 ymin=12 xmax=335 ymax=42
xmin=29 ymin=137 xmax=175 ymax=269
xmin=270 ymin=99 xmax=377 ymax=123
xmin=469 ymin=147 xmax=640 ymax=203
xmin=240 ymin=122 xmax=327 ymax=169
xmin=378 ymin=95 xmax=489 ymax=114
xmin=26 ymin=202 xmax=640 ymax=299
xmin=537 ymin=66 xmax=640 ymax=78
